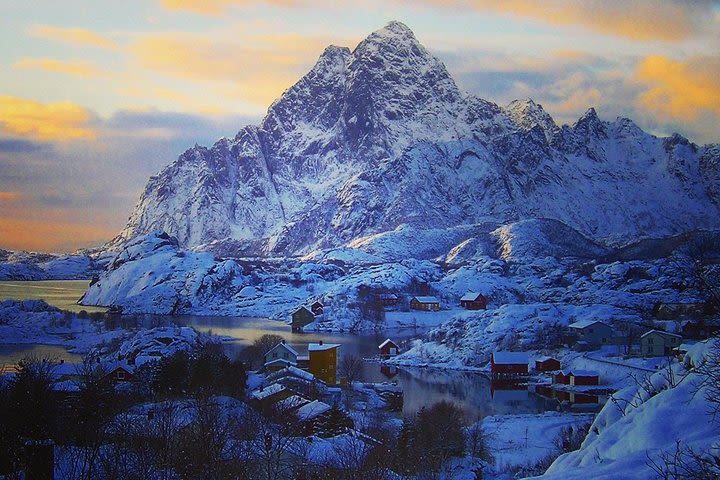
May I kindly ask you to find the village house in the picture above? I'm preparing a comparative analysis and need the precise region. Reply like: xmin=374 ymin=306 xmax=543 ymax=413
xmin=378 ymin=293 xmax=400 ymax=306
xmin=101 ymin=361 xmax=135 ymax=383
xmin=295 ymin=400 xmax=332 ymax=435
xmin=552 ymin=369 xmax=599 ymax=386
xmin=567 ymin=320 xmax=614 ymax=349
xmin=310 ymin=301 xmax=324 ymax=316
xmin=308 ymin=341 xmax=340 ymax=385
xmin=264 ymin=341 xmax=299 ymax=372
xmin=378 ymin=338 xmax=399 ymax=358
xmin=291 ymin=306 xmax=316 ymax=332
xmin=460 ymin=292 xmax=487 ymax=310
xmin=534 ymin=356 xmax=561 ymax=372
xmin=490 ymin=351 xmax=529 ymax=376
xmin=641 ymin=329 xmax=682 ymax=357
xmin=410 ymin=296 xmax=441 ymax=311
xmin=250 ymin=383 xmax=292 ymax=413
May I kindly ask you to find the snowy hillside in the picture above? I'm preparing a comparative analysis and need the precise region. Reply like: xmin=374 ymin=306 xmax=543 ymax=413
xmin=110 ymin=21 xmax=720 ymax=256
xmin=0 ymin=249 xmax=103 ymax=280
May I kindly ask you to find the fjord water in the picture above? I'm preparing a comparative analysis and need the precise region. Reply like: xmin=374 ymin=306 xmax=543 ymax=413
xmin=0 ymin=280 xmax=548 ymax=421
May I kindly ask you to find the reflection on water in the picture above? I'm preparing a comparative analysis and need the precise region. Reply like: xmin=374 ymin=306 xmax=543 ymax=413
xmin=0 ymin=280 xmax=557 ymax=421
xmin=0 ymin=280 xmax=105 ymax=313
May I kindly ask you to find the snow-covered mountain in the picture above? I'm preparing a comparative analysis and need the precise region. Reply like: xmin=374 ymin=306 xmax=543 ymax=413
xmin=111 ymin=21 xmax=720 ymax=256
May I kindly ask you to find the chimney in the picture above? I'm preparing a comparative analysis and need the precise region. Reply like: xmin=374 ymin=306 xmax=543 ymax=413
xmin=319 ymin=340 xmax=323 ymax=345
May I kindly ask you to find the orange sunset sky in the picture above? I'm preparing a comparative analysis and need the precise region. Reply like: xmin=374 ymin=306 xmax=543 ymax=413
xmin=1 ymin=0 xmax=719 ymax=252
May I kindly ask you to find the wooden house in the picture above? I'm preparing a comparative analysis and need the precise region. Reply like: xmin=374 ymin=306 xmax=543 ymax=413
xmin=640 ymin=329 xmax=682 ymax=357
xmin=535 ymin=356 xmax=561 ymax=372
xmin=250 ymin=383 xmax=291 ymax=413
xmin=378 ymin=293 xmax=400 ymax=306
xmin=291 ymin=306 xmax=316 ymax=332
xmin=295 ymin=400 xmax=332 ymax=435
xmin=102 ymin=362 xmax=135 ymax=383
xmin=264 ymin=341 xmax=299 ymax=371
xmin=410 ymin=296 xmax=441 ymax=311
xmin=553 ymin=370 xmax=572 ymax=385
xmin=569 ymin=370 xmax=599 ymax=386
xmin=460 ymin=292 xmax=487 ymax=310
xmin=568 ymin=320 xmax=614 ymax=349
xmin=310 ymin=301 xmax=324 ymax=316
xmin=490 ymin=351 xmax=528 ymax=376
xmin=379 ymin=339 xmax=399 ymax=358
xmin=308 ymin=341 xmax=340 ymax=385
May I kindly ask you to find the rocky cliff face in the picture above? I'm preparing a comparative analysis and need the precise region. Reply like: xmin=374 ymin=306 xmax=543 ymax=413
xmin=112 ymin=21 xmax=720 ymax=256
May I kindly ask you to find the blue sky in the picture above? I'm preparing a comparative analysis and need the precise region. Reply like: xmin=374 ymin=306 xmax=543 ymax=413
xmin=1 ymin=0 xmax=719 ymax=251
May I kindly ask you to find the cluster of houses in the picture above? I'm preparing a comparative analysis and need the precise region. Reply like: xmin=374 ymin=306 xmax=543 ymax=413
xmin=567 ymin=319 xmax=691 ymax=357
xmin=248 ymin=340 xmax=348 ymax=435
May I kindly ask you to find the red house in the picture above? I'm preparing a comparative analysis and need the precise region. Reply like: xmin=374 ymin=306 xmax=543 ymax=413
xmin=102 ymin=362 xmax=135 ymax=383
xmin=379 ymin=339 xmax=400 ymax=358
xmin=460 ymin=292 xmax=487 ymax=310
xmin=570 ymin=370 xmax=599 ymax=386
xmin=553 ymin=370 xmax=572 ymax=385
xmin=491 ymin=352 xmax=528 ymax=376
xmin=535 ymin=356 xmax=561 ymax=372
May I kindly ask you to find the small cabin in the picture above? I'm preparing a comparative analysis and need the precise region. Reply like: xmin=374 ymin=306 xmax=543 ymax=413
xmin=570 ymin=370 xmax=599 ymax=386
xmin=410 ymin=296 xmax=441 ymax=311
xmin=491 ymin=351 xmax=528 ymax=376
xmin=568 ymin=320 xmax=614 ymax=348
xmin=379 ymin=339 xmax=400 ymax=358
xmin=102 ymin=362 xmax=135 ymax=383
xmin=291 ymin=306 xmax=316 ymax=332
xmin=378 ymin=293 xmax=400 ymax=306
xmin=310 ymin=301 xmax=324 ymax=316
xmin=553 ymin=370 xmax=572 ymax=385
xmin=535 ymin=356 xmax=561 ymax=372
xmin=641 ymin=329 xmax=682 ymax=357
xmin=460 ymin=292 xmax=487 ymax=310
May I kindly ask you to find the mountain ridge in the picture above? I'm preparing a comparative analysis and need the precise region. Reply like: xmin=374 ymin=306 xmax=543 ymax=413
xmin=110 ymin=21 xmax=720 ymax=256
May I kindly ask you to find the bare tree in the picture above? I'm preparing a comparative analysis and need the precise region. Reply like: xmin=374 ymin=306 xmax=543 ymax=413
xmin=670 ymin=234 xmax=720 ymax=310
xmin=647 ymin=440 xmax=720 ymax=480
xmin=339 ymin=354 xmax=363 ymax=384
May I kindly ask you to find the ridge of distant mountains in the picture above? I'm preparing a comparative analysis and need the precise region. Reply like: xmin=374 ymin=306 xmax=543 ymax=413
xmin=111 ymin=21 xmax=720 ymax=257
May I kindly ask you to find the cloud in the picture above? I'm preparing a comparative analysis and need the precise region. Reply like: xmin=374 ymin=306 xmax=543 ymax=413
xmin=28 ymin=24 xmax=119 ymax=50
xmin=0 ymin=191 xmax=23 ymax=203
xmin=130 ymin=33 xmax=334 ymax=104
xmin=0 ymin=138 xmax=51 ymax=153
xmin=415 ymin=0 xmax=714 ymax=42
xmin=159 ymin=0 xmax=299 ymax=15
xmin=635 ymin=54 xmax=720 ymax=122
xmin=0 ymin=216 xmax=117 ymax=252
xmin=0 ymin=96 xmax=96 ymax=141
xmin=14 ymin=58 xmax=103 ymax=78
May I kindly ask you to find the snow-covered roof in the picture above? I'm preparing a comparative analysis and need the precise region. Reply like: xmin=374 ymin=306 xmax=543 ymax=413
xmin=640 ymin=329 xmax=682 ymax=339
xmin=308 ymin=342 xmax=341 ymax=352
xmin=286 ymin=366 xmax=315 ymax=381
xmin=264 ymin=358 xmax=296 ymax=368
xmin=492 ymin=351 xmax=529 ymax=365
xmin=297 ymin=355 xmax=309 ymax=361
xmin=294 ymin=305 xmax=315 ymax=316
xmin=412 ymin=296 xmax=440 ymax=303
xmin=570 ymin=370 xmax=598 ymax=377
xmin=267 ymin=342 xmax=299 ymax=357
xmin=568 ymin=319 xmax=610 ymax=329
xmin=460 ymin=292 xmax=484 ymax=302
xmin=102 ymin=361 xmax=135 ymax=374
xmin=378 ymin=339 xmax=398 ymax=349
xmin=535 ymin=356 xmax=558 ymax=363
xmin=274 ymin=395 xmax=309 ymax=412
xmin=250 ymin=383 xmax=286 ymax=400
xmin=296 ymin=400 xmax=332 ymax=421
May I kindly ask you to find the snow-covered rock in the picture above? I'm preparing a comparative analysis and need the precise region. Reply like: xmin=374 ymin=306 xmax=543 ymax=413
xmin=0 ymin=250 xmax=102 ymax=280
xmin=109 ymin=21 xmax=720 ymax=257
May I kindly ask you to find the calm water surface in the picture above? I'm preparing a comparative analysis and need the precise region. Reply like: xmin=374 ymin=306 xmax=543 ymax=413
xmin=0 ymin=281 xmax=553 ymax=421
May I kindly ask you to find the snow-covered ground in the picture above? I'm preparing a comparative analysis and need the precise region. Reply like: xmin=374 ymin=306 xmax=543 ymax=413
xmin=0 ymin=249 xmax=104 ymax=280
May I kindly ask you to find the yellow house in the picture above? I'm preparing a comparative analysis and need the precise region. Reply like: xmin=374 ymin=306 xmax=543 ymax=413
xmin=308 ymin=341 xmax=340 ymax=385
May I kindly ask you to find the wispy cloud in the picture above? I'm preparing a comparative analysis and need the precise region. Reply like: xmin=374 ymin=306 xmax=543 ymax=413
xmin=28 ymin=24 xmax=119 ymax=50
xmin=159 ymin=0 xmax=300 ymax=15
xmin=414 ymin=0 xmax=715 ymax=42
xmin=0 ymin=96 xmax=96 ymax=141
xmin=14 ymin=58 xmax=103 ymax=78
xmin=635 ymin=54 xmax=720 ymax=122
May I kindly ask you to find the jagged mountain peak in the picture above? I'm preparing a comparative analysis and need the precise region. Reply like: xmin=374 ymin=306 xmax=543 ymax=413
xmin=112 ymin=22 xmax=720 ymax=255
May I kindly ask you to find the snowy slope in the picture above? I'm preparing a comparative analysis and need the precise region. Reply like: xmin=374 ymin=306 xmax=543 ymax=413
xmin=0 ymin=249 xmax=102 ymax=280
xmin=110 ymin=21 xmax=720 ymax=256
xmin=530 ymin=341 xmax=720 ymax=480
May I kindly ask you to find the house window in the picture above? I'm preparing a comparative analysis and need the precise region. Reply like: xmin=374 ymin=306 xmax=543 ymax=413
xmin=648 ymin=338 xmax=654 ymax=344
xmin=273 ymin=353 xmax=278 ymax=358
xmin=117 ymin=371 xmax=125 ymax=380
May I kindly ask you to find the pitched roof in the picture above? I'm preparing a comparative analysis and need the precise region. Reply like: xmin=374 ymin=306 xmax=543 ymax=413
xmin=568 ymin=319 xmax=610 ymax=329
xmin=267 ymin=342 xmax=299 ymax=357
xmin=570 ymin=370 xmax=599 ymax=377
xmin=308 ymin=343 xmax=341 ymax=352
xmin=535 ymin=356 xmax=558 ymax=363
xmin=378 ymin=339 xmax=398 ymax=349
xmin=460 ymin=292 xmax=485 ymax=302
xmin=412 ymin=296 xmax=440 ymax=303
xmin=264 ymin=359 xmax=296 ymax=368
xmin=296 ymin=400 xmax=332 ymax=421
xmin=294 ymin=305 xmax=315 ymax=316
xmin=492 ymin=351 xmax=529 ymax=365
xmin=250 ymin=383 xmax=286 ymax=400
xmin=641 ymin=329 xmax=682 ymax=339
